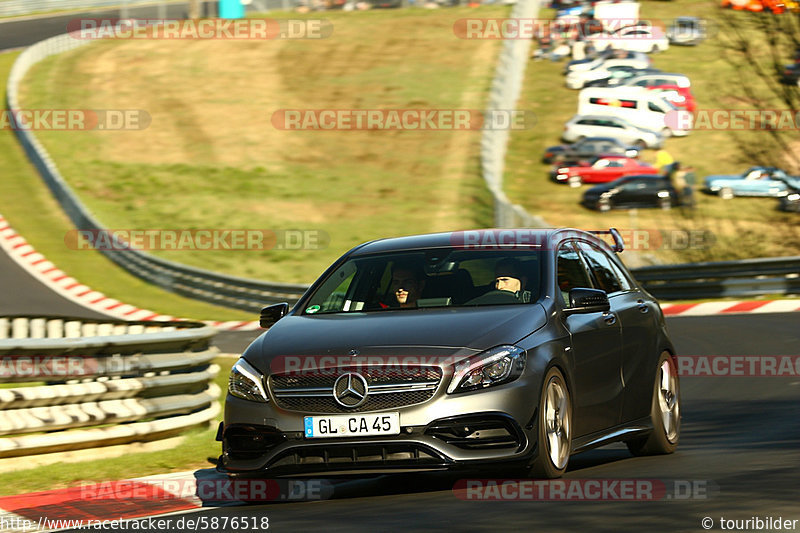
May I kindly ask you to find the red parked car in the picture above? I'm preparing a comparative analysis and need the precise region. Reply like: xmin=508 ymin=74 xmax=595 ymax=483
xmin=552 ymin=155 xmax=656 ymax=187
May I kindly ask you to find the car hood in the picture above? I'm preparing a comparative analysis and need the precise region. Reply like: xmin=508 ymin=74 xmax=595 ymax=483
xmin=243 ymin=304 xmax=548 ymax=374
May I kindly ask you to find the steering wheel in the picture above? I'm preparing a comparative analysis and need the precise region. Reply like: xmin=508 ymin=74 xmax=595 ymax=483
xmin=464 ymin=289 xmax=520 ymax=306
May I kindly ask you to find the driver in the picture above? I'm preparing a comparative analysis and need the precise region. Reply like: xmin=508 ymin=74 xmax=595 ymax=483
xmin=387 ymin=262 xmax=426 ymax=308
xmin=494 ymin=258 xmax=528 ymax=301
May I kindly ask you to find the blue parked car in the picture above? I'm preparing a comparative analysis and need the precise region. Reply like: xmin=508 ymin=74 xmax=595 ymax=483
xmin=703 ymin=166 xmax=800 ymax=199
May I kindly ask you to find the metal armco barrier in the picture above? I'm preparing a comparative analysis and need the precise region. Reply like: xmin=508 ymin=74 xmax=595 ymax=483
xmin=632 ymin=256 xmax=800 ymax=300
xmin=481 ymin=0 xmax=549 ymax=229
xmin=0 ymin=316 xmax=220 ymax=458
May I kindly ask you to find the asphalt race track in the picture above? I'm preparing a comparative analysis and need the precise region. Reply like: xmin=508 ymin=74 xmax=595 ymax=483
xmin=0 ymin=1 xmax=218 ymax=50
xmin=71 ymin=313 xmax=800 ymax=532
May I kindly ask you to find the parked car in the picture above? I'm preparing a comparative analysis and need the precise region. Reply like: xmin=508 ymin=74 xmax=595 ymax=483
xmin=552 ymin=155 xmax=656 ymax=186
xmin=582 ymin=174 xmax=680 ymax=211
xmin=583 ymin=66 xmax=663 ymax=88
xmin=563 ymin=114 xmax=664 ymax=148
xmin=577 ymin=87 xmax=692 ymax=137
xmin=778 ymin=188 xmax=800 ymax=212
xmin=564 ymin=49 xmax=650 ymax=75
xmin=781 ymin=63 xmax=800 ymax=86
xmin=704 ymin=166 xmax=800 ymax=198
xmin=721 ymin=0 xmax=798 ymax=12
xmin=566 ymin=65 xmax=662 ymax=90
xmin=542 ymin=136 xmax=641 ymax=165
xmin=616 ymin=73 xmax=697 ymax=112
xmin=586 ymin=25 xmax=669 ymax=54
xmin=667 ymin=16 xmax=707 ymax=46
xmin=218 ymin=228 xmax=680 ymax=479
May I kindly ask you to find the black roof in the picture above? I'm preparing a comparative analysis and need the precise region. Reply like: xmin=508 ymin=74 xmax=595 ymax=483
xmin=350 ymin=228 xmax=614 ymax=255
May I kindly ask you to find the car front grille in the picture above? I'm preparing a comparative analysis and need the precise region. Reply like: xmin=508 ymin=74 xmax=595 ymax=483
xmin=267 ymin=443 xmax=447 ymax=471
xmin=269 ymin=366 xmax=443 ymax=413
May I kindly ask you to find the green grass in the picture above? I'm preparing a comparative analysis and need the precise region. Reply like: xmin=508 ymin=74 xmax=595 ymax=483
xmin=18 ymin=8 xmax=502 ymax=284
xmin=0 ymin=357 xmax=233 ymax=497
xmin=505 ymin=0 xmax=800 ymax=264
xmin=0 ymin=51 xmax=255 ymax=321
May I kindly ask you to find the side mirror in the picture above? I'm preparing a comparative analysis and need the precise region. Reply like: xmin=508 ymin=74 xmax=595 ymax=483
xmin=565 ymin=288 xmax=610 ymax=314
xmin=260 ymin=302 xmax=289 ymax=328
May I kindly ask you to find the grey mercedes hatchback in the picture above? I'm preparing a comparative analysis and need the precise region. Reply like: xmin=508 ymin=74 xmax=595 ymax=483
xmin=217 ymin=228 xmax=680 ymax=479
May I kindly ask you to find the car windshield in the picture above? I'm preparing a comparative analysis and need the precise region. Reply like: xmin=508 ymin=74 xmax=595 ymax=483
xmin=301 ymin=248 xmax=545 ymax=315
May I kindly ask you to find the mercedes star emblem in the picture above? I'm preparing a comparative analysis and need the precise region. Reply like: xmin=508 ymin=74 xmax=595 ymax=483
xmin=333 ymin=372 xmax=368 ymax=408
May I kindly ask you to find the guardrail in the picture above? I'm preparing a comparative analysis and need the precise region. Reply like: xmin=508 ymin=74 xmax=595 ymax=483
xmin=0 ymin=0 xmax=170 ymax=17
xmin=0 ymin=316 xmax=220 ymax=458
xmin=480 ymin=0 xmax=548 ymax=229
xmin=632 ymin=256 xmax=800 ymax=300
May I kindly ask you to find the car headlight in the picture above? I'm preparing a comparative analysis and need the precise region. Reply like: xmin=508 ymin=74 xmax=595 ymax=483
xmin=448 ymin=345 xmax=526 ymax=394
xmin=788 ymin=193 xmax=800 ymax=201
xmin=228 ymin=358 xmax=269 ymax=402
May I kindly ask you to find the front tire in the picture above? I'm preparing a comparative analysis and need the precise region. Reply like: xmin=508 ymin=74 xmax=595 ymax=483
xmin=627 ymin=352 xmax=680 ymax=456
xmin=529 ymin=367 xmax=572 ymax=478
xmin=719 ymin=187 xmax=734 ymax=200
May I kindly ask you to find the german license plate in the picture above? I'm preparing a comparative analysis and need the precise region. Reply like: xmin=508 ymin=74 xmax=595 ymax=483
xmin=304 ymin=413 xmax=400 ymax=439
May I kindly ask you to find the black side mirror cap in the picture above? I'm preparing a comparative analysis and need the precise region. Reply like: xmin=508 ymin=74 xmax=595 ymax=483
xmin=565 ymin=288 xmax=610 ymax=314
xmin=260 ymin=302 xmax=289 ymax=328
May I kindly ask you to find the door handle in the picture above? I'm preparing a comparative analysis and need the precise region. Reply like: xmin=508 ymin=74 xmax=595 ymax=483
xmin=603 ymin=312 xmax=617 ymax=325
xmin=637 ymin=299 xmax=649 ymax=313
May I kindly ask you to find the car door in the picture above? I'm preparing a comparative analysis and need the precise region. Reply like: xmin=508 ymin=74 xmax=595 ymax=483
xmin=611 ymin=178 xmax=646 ymax=207
xmin=557 ymin=242 xmax=623 ymax=437
xmin=575 ymin=242 xmax=659 ymax=425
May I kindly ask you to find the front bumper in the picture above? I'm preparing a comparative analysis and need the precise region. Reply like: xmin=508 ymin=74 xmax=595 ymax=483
xmin=219 ymin=372 xmax=541 ymax=475
xmin=218 ymin=412 xmax=533 ymax=476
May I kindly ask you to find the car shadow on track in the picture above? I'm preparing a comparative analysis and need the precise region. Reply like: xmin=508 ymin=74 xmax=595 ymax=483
xmin=192 ymin=446 xmax=638 ymax=506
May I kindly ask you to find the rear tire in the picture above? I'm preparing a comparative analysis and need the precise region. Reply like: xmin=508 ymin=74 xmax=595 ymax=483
xmin=626 ymin=352 xmax=680 ymax=456
xmin=528 ymin=367 xmax=572 ymax=478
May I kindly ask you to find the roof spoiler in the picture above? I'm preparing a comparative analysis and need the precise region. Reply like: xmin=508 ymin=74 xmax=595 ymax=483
xmin=589 ymin=228 xmax=625 ymax=253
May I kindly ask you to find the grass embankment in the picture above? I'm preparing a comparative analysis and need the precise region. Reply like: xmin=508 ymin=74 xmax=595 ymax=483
xmin=0 ymin=357 xmax=234 ymax=496
xmin=0 ymin=51 xmax=250 ymax=320
xmin=505 ymin=0 xmax=800 ymax=264
xmin=19 ymin=8 xmax=503 ymax=284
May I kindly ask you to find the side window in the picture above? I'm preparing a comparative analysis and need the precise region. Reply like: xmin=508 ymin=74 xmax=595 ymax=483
xmin=576 ymin=243 xmax=624 ymax=294
xmin=648 ymin=101 xmax=665 ymax=113
xmin=556 ymin=242 xmax=594 ymax=306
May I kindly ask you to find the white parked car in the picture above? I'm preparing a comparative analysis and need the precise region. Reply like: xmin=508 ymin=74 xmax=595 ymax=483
xmin=587 ymin=25 xmax=670 ymax=54
xmin=566 ymin=65 xmax=651 ymax=90
xmin=563 ymin=114 xmax=664 ymax=149
xmin=577 ymin=86 xmax=693 ymax=137
xmin=565 ymin=50 xmax=650 ymax=75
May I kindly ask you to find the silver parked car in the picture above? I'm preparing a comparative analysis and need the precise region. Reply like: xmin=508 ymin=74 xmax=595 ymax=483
xmin=563 ymin=114 xmax=664 ymax=149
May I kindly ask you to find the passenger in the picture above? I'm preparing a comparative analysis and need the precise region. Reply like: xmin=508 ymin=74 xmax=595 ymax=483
xmin=494 ymin=258 xmax=528 ymax=301
xmin=387 ymin=263 xmax=426 ymax=308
